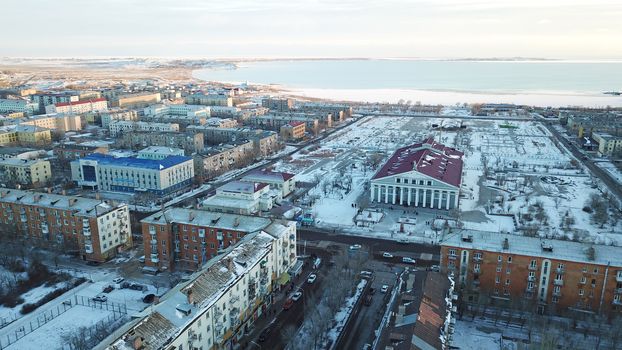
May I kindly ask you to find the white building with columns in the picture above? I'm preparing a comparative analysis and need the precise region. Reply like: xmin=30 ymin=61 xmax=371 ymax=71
xmin=370 ymin=138 xmax=463 ymax=210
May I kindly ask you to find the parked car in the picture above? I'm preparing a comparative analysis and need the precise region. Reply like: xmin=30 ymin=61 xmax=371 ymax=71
xmin=138 ymin=256 xmax=145 ymax=263
xmin=142 ymin=294 xmax=156 ymax=304
xmin=349 ymin=244 xmax=362 ymax=250
xmin=402 ymin=257 xmax=416 ymax=264
xmin=129 ymin=283 xmax=146 ymax=291
xmin=291 ymin=291 xmax=303 ymax=301
xmin=102 ymin=285 xmax=114 ymax=293
xmin=360 ymin=270 xmax=374 ymax=279
xmin=382 ymin=252 xmax=393 ymax=258
xmin=283 ymin=299 xmax=294 ymax=310
xmin=258 ymin=325 xmax=273 ymax=342
xmin=431 ymin=265 xmax=440 ymax=272
xmin=92 ymin=294 xmax=108 ymax=302
xmin=369 ymin=287 xmax=376 ymax=295
xmin=313 ymin=258 xmax=322 ymax=269
xmin=112 ymin=277 xmax=125 ymax=284
xmin=307 ymin=273 xmax=317 ymax=284
xmin=381 ymin=285 xmax=389 ymax=293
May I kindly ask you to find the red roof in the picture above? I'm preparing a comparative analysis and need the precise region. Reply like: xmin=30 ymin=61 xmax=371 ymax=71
xmin=55 ymin=98 xmax=107 ymax=107
xmin=372 ymin=137 xmax=463 ymax=187
xmin=289 ymin=121 xmax=305 ymax=127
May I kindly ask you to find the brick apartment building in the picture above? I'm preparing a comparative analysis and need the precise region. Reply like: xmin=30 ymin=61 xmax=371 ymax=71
xmin=141 ymin=208 xmax=273 ymax=271
xmin=0 ymin=189 xmax=131 ymax=262
xmin=441 ymin=230 xmax=622 ymax=317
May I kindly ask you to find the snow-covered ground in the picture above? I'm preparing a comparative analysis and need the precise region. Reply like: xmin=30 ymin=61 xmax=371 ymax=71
xmin=595 ymin=160 xmax=622 ymax=185
xmin=452 ymin=320 xmax=506 ymax=350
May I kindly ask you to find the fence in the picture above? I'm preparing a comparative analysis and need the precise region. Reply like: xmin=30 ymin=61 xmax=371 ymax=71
xmin=0 ymin=295 xmax=127 ymax=350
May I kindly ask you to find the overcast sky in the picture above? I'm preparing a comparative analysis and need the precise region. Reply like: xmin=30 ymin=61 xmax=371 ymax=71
xmin=4 ymin=0 xmax=622 ymax=59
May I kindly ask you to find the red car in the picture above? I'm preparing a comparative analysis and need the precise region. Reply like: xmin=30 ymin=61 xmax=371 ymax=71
xmin=283 ymin=299 xmax=294 ymax=310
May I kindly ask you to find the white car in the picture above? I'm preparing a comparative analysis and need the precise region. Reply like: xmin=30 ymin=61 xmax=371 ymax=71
xmin=112 ymin=277 xmax=125 ymax=284
xmin=349 ymin=244 xmax=362 ymax=250
xmin=291 ymin=291 xmax=303 ymax=301
xmin=381 ymin=285 xmax=389 ymax=293
xmin=382 ymin=252 xmax=393 ymax=258
xmin=431 ymin=265 xmax=440 ymax=272
xmin=307 ymin=273 xmax=317 ymax=284
xmin=402 ymin=257 xmax=416 ymax=264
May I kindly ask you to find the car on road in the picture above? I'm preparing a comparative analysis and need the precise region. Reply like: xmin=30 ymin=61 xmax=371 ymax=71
xmin=92 ymin=294 xmax=108 ymax=302
xmin=307 ymin=273 xmax=317 ymax=284
xmin=382 ymin=252 xmax=393 ymax=258
xmin=258 ymin=325 xmax=273 ymax=342
xmin=112 ymin=277 xmax=125 ymax=284
xmin=291 ymin=291 xmax=303 ymax=301
xmin=381 ymin=285 xmax=389 ymax=293
xmin=349 ymin=244 xmax=362 ymax=250
xmin=402 ymin=257 xmax=416 ymax=264
xmin=431 ymin=265 xmax=440 ymax=272
xmin=283 ymin=299 xmax=294 ymax=310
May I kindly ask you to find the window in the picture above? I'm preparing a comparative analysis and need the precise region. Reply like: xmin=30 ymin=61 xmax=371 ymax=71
xmin=579 ymin=289 xmax=584 ymax=296
xmin=474 ymin=264 xmax=480 ymax=273
xmin=580 ymin=276 xmax=587 ymax=284
xmin=396 ymin=178 xmax=401 ymax=183
xmin=448 ymin=249 xmax=456 ymax=256
xmin=505 ymin=279 xmax=510 ymax=285
xmin=496 ymin=266 xmax=502 ymax=272
xmin=591 ymin=279 xmax=596 ymax=287
xmin=474 ymin=252 xmax=482 ymax=260
xmin=494 ymin=288 xmax=499 ymax=295
xmin=530 ymin=260 xmax=537 ymax=268
xmin=506 ymin=268 xmax=511 ymax=274
xmin=497 ymin=255 xmax=502 ymax=262
xmin=594 ymin=268 xmax=599 ymax=274
xmin=495 ymin=276 xmax=500 ymax=284
xmin=507 ymin=256 xmax=512 ymax=263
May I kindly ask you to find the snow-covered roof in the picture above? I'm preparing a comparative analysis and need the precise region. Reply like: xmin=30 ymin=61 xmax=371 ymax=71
xmin=0 ymin=189 xmax=123 ymax=217
xmin=141 ymin=207 xmax=272 ymax=232
xmin=441 ymin=230 xmax=622 ymax=267
xmin=219 ymin=180 xmax=268 ymax=194
xmin=243 ymin=170 xmax=295 ymax=183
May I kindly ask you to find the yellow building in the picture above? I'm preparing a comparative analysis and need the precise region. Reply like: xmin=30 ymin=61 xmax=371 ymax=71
xmin=15 ymin=125 xmax=52 ymax=145
xmin=0 ymin=158 xmax=52 ymax=186
xmin=593 ymin=132 xmax=622 ymax=157
xmin=0 ymin=129 xmax=18 ymax=145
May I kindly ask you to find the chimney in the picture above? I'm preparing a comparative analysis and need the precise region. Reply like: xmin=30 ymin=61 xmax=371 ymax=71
xmin=233 ymin=217 xmax=240 ymax=227
xmin=186 ymin=289 xmax=194 ymax=305
xmin=189 ymin=211 xmax=195 ymax=222
xmin=47 ymin=187 xmax=52 ymax=194
xmin=69 ymin=198 xmax=77 ymax=207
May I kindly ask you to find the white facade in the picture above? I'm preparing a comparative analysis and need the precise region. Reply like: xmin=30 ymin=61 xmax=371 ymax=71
xmin=138 ymin=146 xmax=185 ymax=160
xmin=370 ymin=175 xmax=460 ymax=210
xmin=143 ymin=104 xmax=211 ymax=118
xmin=108 ymin=120 xmax=179 ymax=137
xmin=45 ymin=98 xmax=108 ymax=114
xmin=202 ymin=181 xmax=280 ymax=215
xmin=0 ymin=99 xmax=38 ymax=115
xmin=101 ymin=110 xmax=138 ymax=128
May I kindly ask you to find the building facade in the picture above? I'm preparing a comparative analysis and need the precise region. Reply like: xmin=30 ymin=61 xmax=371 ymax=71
xmin=441 ymin=230 xmax=622 ymax=317
xmin=137 ymin=146 xmax=185 ymax=160
xmin=242 ymin=170 xmax=296 ymax=197
xmin=0 ymin=99 xmax=39 ymax=115
xmin=185 ymin=93 xmax=233 ymax=107
xmin=593 ymin=132 xmax=622 ymax=157
xmin=195 ymin=141 xmax=255 ymax=180
xmin=100 ymin=109 xmax=138 ymax=128
xmin=370 ymin=138 xmax=463 ymax=210
xmin=45 ymin=98 xmax=108 ymax=114
xmin=0 ymin=189 xmax=131 ymax=262
xmin=19 ymin=113 xmax=82 ymax=132
xmin=54 ymin=142 xmax=110 ymax=161
xmin=112 ymin=92 xmax=161 ymax=108
xmin=71 ymin=153 xmax=194 ymax=195
xmin=115 ymin=131 xmax=204 ymax=155
xmin=31 ymin=92 xmax=79 ymax=113
xmin=261 ymin=97 xmax=294 ymax=112
xmin=280 ymin=121 xmax=306 ymax=140
xmin=108 ymin=120 xmax=180 ymax=137
xmin=202 ymin=181 xmax=276 ymax=215
xmin=0 ymin=157 xmax=52 ymax=187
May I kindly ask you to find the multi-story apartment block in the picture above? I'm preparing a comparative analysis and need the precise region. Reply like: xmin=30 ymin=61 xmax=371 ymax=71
xmin=202 ymin=181 xmax=279 ymax=215
xmin=205 ymin=117 xmax=238 ymax=128
xmin=144 ymin=104 xmax=211 ymax=118
xmin=18 ymin=113 xmax=82 ymax=132
xmin=13 ymin=125 xmax=52 ymax=145
xmin=71 ymin=153 xmax=194 ymax=195
xmin=31 ymin=92 xmax=79 ymax=113
xmin=592 ymin=132 xmax=622 ymax=157
xmin=115 ymin=131 xmax=204 ymax=155
xmin=137 ymin=146 xmax=185 ymax=160
xmin=370 ymin=137 xmax=463 ymax=210
xmin=441 ymin=230 xmax=622 ymax=316
xmin=100 ymin=109 xmax=138 ymax=128
xmin=54 ymin=141 xmax=110 ymax=161
xmin=298 ymin=103 xmax=353 ymax=122
xmin=0 ymin=189 xmax=131 ymax=262
xmin=0 ymin=157 xmax=52 ymax=187
xmin=280 ymin=121 xmax=306 ymax=140
xmin=262 ymin=97 xmax=294 ymax=112
xmin=247 ymin=113 xmax=323 ymax=135
xmin=185 ymin=93 xmax=233 ymax=107
xmin=45 ymin=98 xmax=108 ymax=114
xmin=195 ymin=141 xmax=255 ymax=180
xmin=108 ymin=222 xmax=296 ymax=349
xmin=108 ymin=120 xmax=180 ymax=137
xmin=0 ymin=99 xmax=39 ymax=115
xmin=111 ymin=92 xmax=161 ymax=108
xmin=187 ymin=126 xmax=279 ymax=157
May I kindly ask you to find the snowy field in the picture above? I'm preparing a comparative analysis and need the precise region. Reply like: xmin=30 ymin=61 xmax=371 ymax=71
xmin=274 ymin=115 xmax=621 ymax=243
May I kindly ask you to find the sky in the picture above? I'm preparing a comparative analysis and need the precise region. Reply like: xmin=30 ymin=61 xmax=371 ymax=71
xmin=3 ymin=0 xmax=622 ymax=59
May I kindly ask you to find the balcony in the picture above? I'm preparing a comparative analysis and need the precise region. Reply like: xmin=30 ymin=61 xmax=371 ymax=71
xmin=149 ymin=227 xmax=157 ymax=236
xmin=20 ymin=214 xmax=27 ymax=223
xmin=84 ymin=244 xmax=94 ymax=254
xmin=616 ymin=274 xmax=622 ymax=283
xmin=229 ymin=295 xmax=240 ymax=304
xmin=41 ymin=224 xmax=49 ymax=234
xmin=150 ymin=254 xmax=160 ymax=263
xmin=83 ymin=227 xmax=91 ymax=236
xmin=150 ymin=239 xmax=157 ymax=245
xmin=553 ymin=279 xmax=564 ymax=286
xmin=525 ymin=286 xmax=535 ymax=293
xmin=472 ymin=256 xmax=483 ymax=262
xmin=556 ymin=267 xmax=565 ymax=274
xmin=527 ymin=276 xmax=536 ymax=282
xmin=448 ymin=255 xmax=457 ymax=260
xmin=198 ymin=230 xmax=205 ymax=238
xmin=614 ymin=299 xmax=622 ymax=306
xmin=528 ymin=265 xmax=537 ymax=271
xmin=553 ymin=290 xmax=562 ymax=297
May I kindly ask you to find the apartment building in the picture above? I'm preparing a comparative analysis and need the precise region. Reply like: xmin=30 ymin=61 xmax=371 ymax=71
xmin=370 ymin=138 xmax=463 ymax=210
xmin=71 ymin=153 xmax=194 ymax=195
xmin=115 ymin=131 xmax=204 ymax=155
xmin=111 ymin=92 xmax=161 ymax=108
xmin=31 ymin=92 xmax=79 ymax=113
xmin=185 ymin=93 xmax=233 ymax=107
xmin=108 ymin=222 xmax=297 ymax=349
xmin=195 ymin=141 xmax=255 ymax=180
xmin=108 ymin=120 xmax=180 ymax=137
xmin=54 ymin=141 xmax=110 ymax=161
xmin=242 ymin=170 xmax=296 ymax=197
xmin=205 ymin=117 xmax=238 ymax=128
xmin=18 ymin=113 xmax=82 ymax=132
xmin=440 ymin=230 xmax=622 ymax=317
xmin=14 ymin=125 xmax=52 ymax=145
xmin=262 ymin=97 xmax=294 ymax=112
xmin=280 ymin=121 xmax=306 ymax=140
xmin=202 ymin=181 xmax=280 ymax=215
xmin=144 ymin=104 xmax=211 ymax=118
xmin=0 ymin=99 xmax=39 ymax=115
xmin=0 ymin=189 xmax=131 ymax=262
xmin=247 ymin=113 xmax=323 ymax=135
xmin=137 ymin=146 xmax=185 ymax=160
xmin=298 ymin=103 xmax=353 ymax=122
xmin=592 ymin=132 xmax=622 ymax=157
xmin=0 ymin=157 xmax=52 ymax=187
xmin=187 ymin=126 xmax=279 ymax=157
xmin=45 ymin=98 xmax=108 ymax=114
xmin=100 ymin=109 xmax=138 ymax=128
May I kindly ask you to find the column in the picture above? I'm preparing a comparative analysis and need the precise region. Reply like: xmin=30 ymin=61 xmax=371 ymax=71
xmin=415 ymin=188 xmax=419 ymax=207
xmin=384 ymin=186 xmax=389 ymax=203
xmin=454 ymin=191 xmax=459 ymax=208
xmin=430 ymin=190 xmax=435 ymax=209
xmin=422 ymin=189 xmax=427 ymax=208
xmin=392 ymin=186 xmax=396 ymax=205
xmin=377 ymin=186 xmax=382 ymax=203
xmin=370 ymin=185 xmax=375 ymax=202
xmin=399 ymin=187 xmax=404 ymax=205
xmin=407 ymin=187 xmax=412 ymax=206
xmin=446 ymin=191 xmax=450 ymax=210
xmin=438 ymin=191 xmax=443 ymax=209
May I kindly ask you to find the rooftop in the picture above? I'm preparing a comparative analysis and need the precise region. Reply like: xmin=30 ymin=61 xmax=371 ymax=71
xmin=372 ymin=137 xmax=463 ymax=187
xmin=0 ymin=189 xmax=123 ymax=217
xmin=55 ymin=98 xmax=107 ymax=107
xmin=243 ymin=170 xmax=295 ymax=183
xmin=219 ymin=181 xmax=268 ymax=194
xmin=141 ymin=207 xmax=272 ymax=232
xmin=80 ymin=153 xmax=192 ymax=171
xmin=441 ymin=230 xmax=622 ymax=267
xmin=0 ymin=157 xmax=48 ymax=167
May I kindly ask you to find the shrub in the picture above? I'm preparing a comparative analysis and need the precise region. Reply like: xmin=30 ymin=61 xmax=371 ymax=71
xmin=582 ymin=206 xmax=593 ymax=213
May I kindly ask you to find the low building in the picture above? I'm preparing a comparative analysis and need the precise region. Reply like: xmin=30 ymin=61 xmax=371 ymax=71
xmin=440 ymin=230 xmax=622 ymax=317
xmin=112 ymin=92 xmax=161 ymax=108
xmin=592 ymin=132 xmax=622 ymax=157
xmin=115 ymin=131 xmax=204 ymax=155
xmin=71 ymin=153 xmax=194 ymax=195
xmin=242 ymin=170 xmax=296 ymax=197
xmin=202 ymin=181 xmax=280 ymax=215
xmin=107 ymin=222 xmax=296 ymax=349
xmin=0 ymin=189 xmax=131 ymax=262
xmin=262 ymin=97 xmax=294 ymax=112
xmin=54 ymin=141 xmax=110 ymax=161
xmin=280 ymin=121 xmax=306 ymax=140
xmin=370 ymin=138 xmax=463 ymax=210
xmin=185 ymin=93 xmax=233 ymax=107
xmin=108 ymin=120 xmax=179 ymax=137
xmin=45 ymin=98 xmax=108 ymax=114
xmin=195 ymin=141 xmax=255 ymax=180
xmin=0 ymin=99 xmax=38 ymax=115
xmin=137 ymin=146 xmax=185 ymax=160
xmin=0 ymin=157 xmax=52 ymax=187
xmin=100 ymin=109 xmax=138 ymax=128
